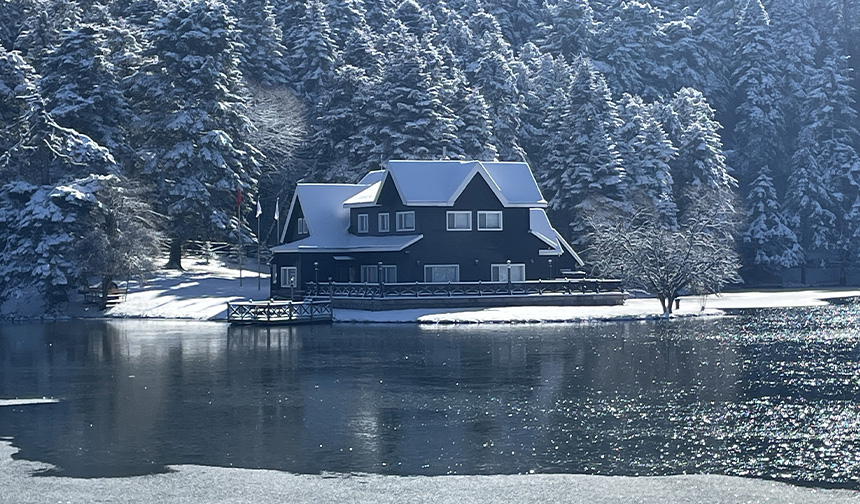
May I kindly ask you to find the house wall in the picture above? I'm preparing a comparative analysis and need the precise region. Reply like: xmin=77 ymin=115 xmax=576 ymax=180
xmin=271 ymin=174 xmax=579 ymax=298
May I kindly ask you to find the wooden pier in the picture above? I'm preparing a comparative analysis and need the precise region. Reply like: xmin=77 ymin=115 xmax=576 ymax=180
xmin=227 ymin=299 xmax=332 ymax=325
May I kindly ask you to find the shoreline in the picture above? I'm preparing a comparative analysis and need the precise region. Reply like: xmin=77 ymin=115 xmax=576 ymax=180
xmin=3 ymin=259 xmax=860 ymax=323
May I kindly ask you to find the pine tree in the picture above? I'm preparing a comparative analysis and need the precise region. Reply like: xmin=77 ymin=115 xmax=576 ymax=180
xmin=14 ymin=0 xmax=82 ymax=71
xmin=283 ymin=0 xmax=338 ymax=105
xmin=537 ymin=0 xmax=597 ymax=58
xmin=39 ymin=23 xmax=133 ymax=167
xmin=616 ymin=93 xmax=677 ymax=225
xmin=230 ymin=0 xmax=290 ymax=87
xmin=743 ymin=167 xmax=803 ymax=274
xmin=129 ymin=0 xmax=260 ymax=269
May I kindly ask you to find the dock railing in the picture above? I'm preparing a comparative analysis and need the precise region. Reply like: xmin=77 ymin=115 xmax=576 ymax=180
xmin=227 ymin=299 xmax=332 ymax=324
xmin=306 ymin=278 xmax=623 ymax=299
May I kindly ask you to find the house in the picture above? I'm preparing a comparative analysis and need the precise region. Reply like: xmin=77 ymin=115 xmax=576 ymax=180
xmin=270 ymin=160 xmax=584 ymax=298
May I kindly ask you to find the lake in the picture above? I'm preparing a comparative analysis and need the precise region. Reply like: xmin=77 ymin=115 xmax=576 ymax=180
xmin=1 ymin=305 xmax=860 ymax=488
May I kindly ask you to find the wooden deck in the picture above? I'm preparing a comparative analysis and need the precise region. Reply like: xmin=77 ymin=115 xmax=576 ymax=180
xmin=227 ymin=299 xmax=332 ymax=325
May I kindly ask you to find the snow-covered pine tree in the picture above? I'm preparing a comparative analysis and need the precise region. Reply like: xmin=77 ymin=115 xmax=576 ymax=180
xmin=537 ymin=0 xmax=597 ymax=59
xmin=470 ymin=29 xmax=524 ymax=161
xmin=230 ymin=0 xmax=290 ymax=87
xmin=349 ymin=25 xmax=457 ymax=168
xmin=742 ymin=166 xmax=803 ymax=275
xmin=483 ymin=0 xmax=543 ymax=48
xmin=394 ymin=0 xmax=438 ymax=39
xmin=325 ymin=0 xmax=368 ymax=49
xmin=128 ymin=0 xmax=260 ymax=269
xmin=784 ymin=144 xmax=837 ymax=272
xmin=593 ymin=0 xmax=664 ymax=99
xmin=730 ymin=0 xmax=785 ymax=184
xmin=39 ymin=23 xmax=134 ymax=169
xmin=283 ymin=0 xmax=338 ymax=106
xmin=658 ymin=87 xmax=734 ymax=212
xmin=616 ymin=93 xmax=677 ymax=226
xmin=0 ymin=0 xmax=26 ymax=51
xmin=13 ymin=0 xmax=81 ymax=71
xmin=540 ymin=57 xmax=626 ymax=247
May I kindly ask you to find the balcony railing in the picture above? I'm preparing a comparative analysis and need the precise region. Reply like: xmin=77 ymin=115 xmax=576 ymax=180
xmin=304 ymin=278 xmax=623 ymax=299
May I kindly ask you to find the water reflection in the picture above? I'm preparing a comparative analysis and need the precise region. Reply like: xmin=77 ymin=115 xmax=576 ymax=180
xmin=0 ymin=311 xmax=859 ymax=488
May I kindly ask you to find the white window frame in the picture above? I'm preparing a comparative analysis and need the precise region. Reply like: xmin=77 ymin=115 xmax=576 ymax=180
xmin=280 ymin=266 xmax=298 ymax=288
xmin=378 ymin=213 xmax=390 ymax=233
xmin=360 ymin=264 xmax=397 ymax=283
xmin=491 ymin=263 xmax=525 ymax=282
xmin=357 ymin=213 xmax=369 ymax=234
xmin=297 ymin=217 xmax=309 ymax=235
xmin=396 ymin=211 xmax=415 ymax=231
xmin=446 ymin=211 xmax=472 ymax=231
xmin=424 ymin=264 xmax=460 ymax=283
xmin=477 ymin=211 xmax=503 ymax=231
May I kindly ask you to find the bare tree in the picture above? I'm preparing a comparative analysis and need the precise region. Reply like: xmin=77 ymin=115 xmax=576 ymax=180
xmin=245 ymin=83 xmax=307 ymax=171
xmin=588 ymin=189 xmax=742 ymax=316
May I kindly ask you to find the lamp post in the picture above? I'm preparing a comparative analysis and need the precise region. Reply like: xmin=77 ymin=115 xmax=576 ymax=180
xmin=548 ymin=258 xmax=553 ymax=280
xmin=314 ymin=261 xmax=319 ymax=297
xmin=506 ymin=259 xmax=512 ymax=294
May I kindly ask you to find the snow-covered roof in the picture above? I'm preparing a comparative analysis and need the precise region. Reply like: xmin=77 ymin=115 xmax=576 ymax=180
xmin=357 ymin=170 xmax=386 ymax=185
xmin=276 ymin=182 xmax=423 ymax=254
xmin=529 ymin=209 xmax=584 ymax=266
xmin=343 ymin=180 xmax=382 ymax=207
xmin=351 ymin=160 xmax=547 ymax=208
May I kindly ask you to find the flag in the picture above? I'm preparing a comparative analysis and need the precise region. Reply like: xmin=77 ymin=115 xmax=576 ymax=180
xmin=236 ymin=188 xmax=242 ymax=208
xmin=255 ymin=200 xmax=262 ymax=218
xmin=274 ymin=198 xmax=280 ymax=221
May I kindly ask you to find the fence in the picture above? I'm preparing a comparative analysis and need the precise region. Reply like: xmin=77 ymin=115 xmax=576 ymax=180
xmin=305 ymin=278 xmax=623 ymax=299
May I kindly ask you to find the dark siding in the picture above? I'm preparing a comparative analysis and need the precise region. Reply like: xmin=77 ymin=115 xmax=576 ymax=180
xmin=284 ymin=200 xmax=306 ymax=243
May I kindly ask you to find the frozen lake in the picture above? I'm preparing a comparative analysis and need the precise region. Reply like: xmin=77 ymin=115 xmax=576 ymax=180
xmin=2 ymin=305 xmax=860 ymax=489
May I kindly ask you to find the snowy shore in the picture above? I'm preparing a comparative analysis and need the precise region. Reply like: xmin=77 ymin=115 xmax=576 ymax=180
xmin=0 ymin=441 xmax=856 ymax=504
xmin=4 ymin=258 xmax=860 ymax=322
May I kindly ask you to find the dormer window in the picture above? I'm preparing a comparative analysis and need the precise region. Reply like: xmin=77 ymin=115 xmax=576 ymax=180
xmin=297 ymin=217 xmax=309 ymax=235
xmin=446 ymin=211 xmax=472 ymax=231
xmin=357 ymin=213 xmax=369 ymax=233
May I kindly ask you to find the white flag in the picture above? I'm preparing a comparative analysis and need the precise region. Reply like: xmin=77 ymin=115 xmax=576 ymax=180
xmin=274 ymin=198 xmax=280 ymax=221
xmin=255 ymin=200 xmax=262 ymax=218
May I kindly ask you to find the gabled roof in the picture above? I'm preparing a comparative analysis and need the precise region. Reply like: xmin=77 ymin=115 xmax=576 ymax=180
xmin=345 ymin=160 xmax=548 ymax=208
xmin=276 ymin=182 xmax=423 ymax=254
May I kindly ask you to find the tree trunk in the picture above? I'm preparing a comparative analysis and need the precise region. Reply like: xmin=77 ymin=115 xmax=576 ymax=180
xmin=658 ymin=295 xmax=668 ymax=316
xmin=101 ymin=275 xmax=113 ymax=310
xmin=165 ymin=239 xmax=184 ymax=270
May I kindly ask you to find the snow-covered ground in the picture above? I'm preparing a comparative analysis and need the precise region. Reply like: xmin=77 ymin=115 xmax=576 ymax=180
xmin=5 ymin=257 xmax=860 ymax=322
xmin=0 ymin=441 xmax=856 ymax=504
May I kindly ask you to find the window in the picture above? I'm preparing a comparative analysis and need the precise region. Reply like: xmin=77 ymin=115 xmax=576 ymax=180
xmin=491 ymin=263 xmax=525 ymax=282
xmin=280 ymin=266 xmax=298 ymax=288
xmin=361 ymin=264 xmax=397 ymax=283
xmin=446 ymin=211 xmax=472 ymax=231
xmin=378 ymin=213 xmax=390 ymax=233
xmin=357 ymin=213 xmax=369 ymax=233
xmin=297 ymin=217 xmax=309 ymax=235
xmin=424 ymin=264 xmax=460 ymax=283
xmin=478 ymin=211 xmax=503 ymax=231
xmin=396 ymin=211 xmax=415 ymax=231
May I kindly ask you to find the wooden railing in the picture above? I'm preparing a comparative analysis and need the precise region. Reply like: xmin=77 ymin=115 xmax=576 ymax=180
xmin=305 ymin=278 xmax=623 ymax=299
xmin=227 ymin=299 xmax=332 ymax=324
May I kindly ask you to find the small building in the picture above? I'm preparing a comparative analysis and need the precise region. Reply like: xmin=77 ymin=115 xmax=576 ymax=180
xmin=270 ymin=160 xmax=583 ymax=298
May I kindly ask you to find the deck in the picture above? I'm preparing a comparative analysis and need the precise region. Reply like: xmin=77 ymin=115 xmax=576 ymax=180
xmin=304 ymin=278 xmax=626 ymax=311
xmin=226 ymin=299 xmax=332 ymax=325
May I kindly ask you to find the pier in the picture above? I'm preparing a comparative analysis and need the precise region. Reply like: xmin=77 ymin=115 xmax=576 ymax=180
xmin=226 ymin=299 xmax=332 ymax=325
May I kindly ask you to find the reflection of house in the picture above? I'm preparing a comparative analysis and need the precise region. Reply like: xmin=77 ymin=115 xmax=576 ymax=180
xmin=270 ymin=160 xmax=583 ymax=298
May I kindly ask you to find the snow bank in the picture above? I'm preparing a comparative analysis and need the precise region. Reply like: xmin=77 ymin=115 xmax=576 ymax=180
xmin=0 ymin=441 xmax=855 ymax=504
xmin=104 ymin=258 xmax=270 ymax=321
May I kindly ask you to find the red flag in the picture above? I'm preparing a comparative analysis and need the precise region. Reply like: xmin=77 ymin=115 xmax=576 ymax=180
xmin=236 ymin=188 xmax=242 ymax=208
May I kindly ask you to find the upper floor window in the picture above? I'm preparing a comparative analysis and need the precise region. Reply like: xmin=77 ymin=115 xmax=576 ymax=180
xmin=357 ymin=213 xmax=369 ymax=233
xmin=396 ymin=211 xmax=415 ymax=231
xmin=378 ymin=213 xmax=390 ymax=233
xmin=297 ymin=217 xmax=309 ymax=235
xmin=446 ymin=211 xmax=472 ymax=231
xmin=478 ymin=211 xmax=503 ymax=231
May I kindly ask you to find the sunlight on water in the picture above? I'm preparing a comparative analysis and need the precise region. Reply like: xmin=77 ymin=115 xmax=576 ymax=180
xmin=2 ymin=306 xmax=860 ymax=488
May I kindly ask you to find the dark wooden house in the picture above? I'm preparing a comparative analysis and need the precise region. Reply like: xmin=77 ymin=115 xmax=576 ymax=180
xmin=270 ymin=160 xmax=583 ymax=297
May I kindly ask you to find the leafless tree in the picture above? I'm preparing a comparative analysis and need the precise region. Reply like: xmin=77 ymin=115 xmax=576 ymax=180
xmin=587 ymin=189 xmax=743 ymax=316
xmin=245 ymin=83 xmax=307 ymax=172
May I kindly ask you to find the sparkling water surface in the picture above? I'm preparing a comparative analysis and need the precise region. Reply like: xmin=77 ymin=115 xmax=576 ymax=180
xmin=1 ymin=305 xmax=860 ymax=488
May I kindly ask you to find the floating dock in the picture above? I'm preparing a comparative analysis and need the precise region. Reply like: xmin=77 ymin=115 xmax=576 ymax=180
xmin=227 ymin=299 xmax=332 ymax=325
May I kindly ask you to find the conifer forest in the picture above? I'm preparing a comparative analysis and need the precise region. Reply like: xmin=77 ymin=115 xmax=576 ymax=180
xmin=1 ymin=0 xmax=859 ymax=304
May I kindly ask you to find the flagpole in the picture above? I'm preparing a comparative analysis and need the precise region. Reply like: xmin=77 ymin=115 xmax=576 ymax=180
xmin=275 ymin=197 xmax=280 ymax=244
xmin=257 ymin=200 xmax=262 ymax=290
xmin=237 ymin=187 xmax=243 ymax=288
